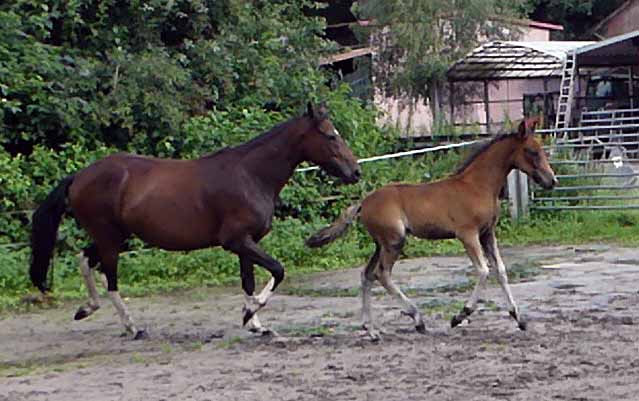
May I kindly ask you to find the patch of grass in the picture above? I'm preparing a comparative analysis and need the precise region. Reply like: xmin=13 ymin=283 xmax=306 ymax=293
xmin=279 ymin=286 xmax=359 ymax=298
xmin=419 ymin=299 xmax=465 ymax=320
xmin=277 ymin=324 xmax=333 ymax=337
xmin=2 ymin=209 xmax=639 ymax=314
xmin=184 ymin=341 xmax=203 ymax=352
xmin=129 ymin=353 xmax=146 ymax=364
xmin=217 ymin=336 xmax=243 ymax=349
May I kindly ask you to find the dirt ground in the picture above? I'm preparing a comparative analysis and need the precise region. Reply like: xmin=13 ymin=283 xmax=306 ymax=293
xmin=1 ymin=244 xmax=639 ymax=401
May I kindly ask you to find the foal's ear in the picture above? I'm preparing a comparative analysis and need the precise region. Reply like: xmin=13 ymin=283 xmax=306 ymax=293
xmin=517 ymin=117 xmax=536 ymax=139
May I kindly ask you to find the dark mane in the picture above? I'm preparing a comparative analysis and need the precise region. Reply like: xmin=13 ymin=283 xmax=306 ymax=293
xmin=454 ymin=133 xmax=514 ymax=175
xmin=203 ymin=116 xmax=304 ymax=158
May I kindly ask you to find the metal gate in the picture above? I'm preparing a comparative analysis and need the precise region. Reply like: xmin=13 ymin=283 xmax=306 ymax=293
xmin=530 ymin=108 xmax=639 ymax=212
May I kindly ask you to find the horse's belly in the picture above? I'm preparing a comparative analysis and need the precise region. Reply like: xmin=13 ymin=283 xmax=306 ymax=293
xmin=126 ymin=210 xmax=218 ymax=251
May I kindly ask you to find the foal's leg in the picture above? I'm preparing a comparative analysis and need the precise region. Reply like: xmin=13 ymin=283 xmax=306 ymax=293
xmin=74 ymin=245 xmax=102 ymax=320
xmin=377 ymin=241 xmax=426 ymax=334
xmin=225 ymin=237 xmax=284 ymax=330
xmin=361 ymin=244 xmax=381 ymax=339
xmin=481 ymin=229 xmax=526 ymax=330
xmin=451 ymin=232 xmax=490 ymax=328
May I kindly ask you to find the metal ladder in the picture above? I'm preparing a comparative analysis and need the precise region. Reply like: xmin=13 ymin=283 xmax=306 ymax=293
xmin=555 ymin=50 xmax=577 ymax=134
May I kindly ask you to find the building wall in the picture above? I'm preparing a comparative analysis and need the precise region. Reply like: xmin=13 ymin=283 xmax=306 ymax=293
xmin=522 ymin=27 xmax=550 ymax=41
xmin=599 ymin=0 xmax=639 ymax=38
xmin=376 ymin=25 xmax=557 ymax=136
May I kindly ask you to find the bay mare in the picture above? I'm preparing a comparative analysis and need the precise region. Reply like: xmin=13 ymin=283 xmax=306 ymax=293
xmin=30 ymin=103 xmax=360 ymax=339
xmin=307 ymin=117 xmax=557 ymax=340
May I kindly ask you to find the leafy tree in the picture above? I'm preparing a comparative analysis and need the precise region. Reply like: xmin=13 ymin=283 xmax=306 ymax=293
xmin=523 ymin=0 xmax=626 ymax=40
xmin=0 ymin=0 xmax=334 ymax=155
xmin=352 ymin=0 xmax=525 ymax=124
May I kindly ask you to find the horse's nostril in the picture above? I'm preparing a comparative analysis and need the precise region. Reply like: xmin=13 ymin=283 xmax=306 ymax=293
xmin=354 ymin=168 xmax=361 ymax=178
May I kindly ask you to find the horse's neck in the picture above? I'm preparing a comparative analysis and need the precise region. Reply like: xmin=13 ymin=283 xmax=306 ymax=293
xmin=459 ymin=138 xmax=515 ymax=197
xmin=241 ymin=128 xmax=303 ymax=196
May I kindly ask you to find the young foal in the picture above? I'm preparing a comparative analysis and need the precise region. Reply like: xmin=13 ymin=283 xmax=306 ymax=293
xmin=30 ymin=103 xmax=360 ymax=339
xmin=307 ymin=118 xmax=557 ymax=339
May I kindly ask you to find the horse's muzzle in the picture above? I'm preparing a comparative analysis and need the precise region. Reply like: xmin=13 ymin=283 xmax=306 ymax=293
xmin=345 ymin=167 xmax=361 ymax=184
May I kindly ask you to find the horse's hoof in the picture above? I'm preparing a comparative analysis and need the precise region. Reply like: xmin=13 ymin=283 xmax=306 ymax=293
xmin=133 ymin=329 xmax=148 ymax=340
xmin=415 ymin=322 xmax=427 ymax=334
xmin=518 ymin=320 xmax=527 ymax=331
xmin=242 ymin=307 xmax=255 ymax=327
xmin=74 ymin=307 xmax=89 ymax=321
xmin=261 ymin=328 xmax=278 ymax=337
xmin=450 ymin=315 xmax=464 ymax=328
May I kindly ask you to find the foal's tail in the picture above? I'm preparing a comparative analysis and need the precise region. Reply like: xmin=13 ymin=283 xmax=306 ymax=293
xmin=30 ymin=175 xmax=75 ymax=293
xmin=306 ymin=202 xmax=361 ymax=248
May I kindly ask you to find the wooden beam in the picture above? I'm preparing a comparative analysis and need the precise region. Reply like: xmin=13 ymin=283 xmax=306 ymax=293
xmin=483 ymin=80 xmax=491 ymax=133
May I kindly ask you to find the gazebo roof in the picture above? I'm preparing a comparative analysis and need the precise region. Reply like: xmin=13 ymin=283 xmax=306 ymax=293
xmin=447 ymin=41 xmax=593 ymax=81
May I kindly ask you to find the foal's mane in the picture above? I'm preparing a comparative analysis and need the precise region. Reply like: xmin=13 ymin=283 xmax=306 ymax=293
xmin=454 ymin=133 xmax=515 ymax=175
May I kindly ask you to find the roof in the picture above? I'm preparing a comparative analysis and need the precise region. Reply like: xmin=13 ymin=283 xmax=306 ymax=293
xmin=447 ymin=41 xmax=593 ymax=81
xmin=576 ymin=30 xmax=639 ymax=66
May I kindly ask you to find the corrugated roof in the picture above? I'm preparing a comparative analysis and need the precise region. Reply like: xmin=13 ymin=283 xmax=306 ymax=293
xmin=575 ymin=30 xmax=639 ymax=66
xmin=447 ymin=41 xmax=594 ymax=81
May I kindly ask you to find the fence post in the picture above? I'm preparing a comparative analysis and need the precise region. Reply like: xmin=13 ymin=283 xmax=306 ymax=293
xmin=507 ymin=170 xmax=529 ymax=220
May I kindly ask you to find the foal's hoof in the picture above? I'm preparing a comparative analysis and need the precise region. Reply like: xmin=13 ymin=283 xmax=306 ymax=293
xmin=509 ymin=310 xmax=527 ymax=331
xmin=133 ymin=329 xmax=149 ymax=340
xmin=415 ymin=322 xmax=427 ymax=334
xmin=74 ymin=307 xmax=90 ymax=321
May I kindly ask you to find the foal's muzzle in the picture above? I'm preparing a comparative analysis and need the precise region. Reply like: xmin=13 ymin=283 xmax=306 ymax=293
xmin=533 ymin=170 xmax=558 ymax=190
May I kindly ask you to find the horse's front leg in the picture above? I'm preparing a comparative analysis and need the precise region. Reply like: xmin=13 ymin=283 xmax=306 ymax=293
xmin=239 ymin=256 xmax=275 ymax=335
xmin=481 ymin=229 xmax=526 ymax=330
xmin=226 ymin=238 xmax=284 ymax=334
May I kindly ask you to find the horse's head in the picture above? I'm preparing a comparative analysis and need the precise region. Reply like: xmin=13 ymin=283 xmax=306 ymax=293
xmin=511 ymin=117 xmax=558 ymax=190
xmin=300 ymin=102 xmax=361 ymax=184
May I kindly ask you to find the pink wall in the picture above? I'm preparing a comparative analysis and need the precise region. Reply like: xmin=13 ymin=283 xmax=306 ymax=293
xmin=600 ymin=1 xmax=639 ymax=38
xmin=375 ymin=25 xmax=561 ymax=136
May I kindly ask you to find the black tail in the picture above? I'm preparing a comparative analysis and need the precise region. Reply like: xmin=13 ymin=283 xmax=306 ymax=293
xmin=30 ymin=175 xmax=75 ymax=293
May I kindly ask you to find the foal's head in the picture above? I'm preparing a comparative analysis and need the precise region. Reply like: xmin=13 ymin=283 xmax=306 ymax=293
xmin=510 ymin=117 xmax=558 ymax=190
xmin=299 ymin=102 xmax=361 ymax=183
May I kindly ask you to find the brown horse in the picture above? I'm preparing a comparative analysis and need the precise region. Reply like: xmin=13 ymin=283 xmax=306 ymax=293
xmin=306 ymin=117 xmax=556 ymax=340
xmin=30 ymin=103 xmax=360 ymax=339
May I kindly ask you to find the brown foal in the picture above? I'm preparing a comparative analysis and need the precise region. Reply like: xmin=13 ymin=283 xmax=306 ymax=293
xmin=30 ymin=103 xmax=360 ymax=339
xmin=307 ymin=117 xmax=557 ymax=339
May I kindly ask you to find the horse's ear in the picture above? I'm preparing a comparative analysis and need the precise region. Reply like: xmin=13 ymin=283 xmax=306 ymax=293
xmin=316 ymin=101 xmax=329 ymax=119
xmin=307 ymin=102 xmax=315 ymax=118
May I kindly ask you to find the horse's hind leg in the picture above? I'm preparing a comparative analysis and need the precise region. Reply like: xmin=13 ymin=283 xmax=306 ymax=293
xmin=90 ymin=226 xmax=145 ymax=339
xmin=377 ymin=240 xmax=426 ymax=334
xmin=361 ymin=243 xmax=381 ymax=339
xmin=481 ymin=229 xmax=526 ymax=330
xmin=452 ymin=232 xmax=489 ymax=328
xmin=74 ymin=244 xmax=102 ymax=320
